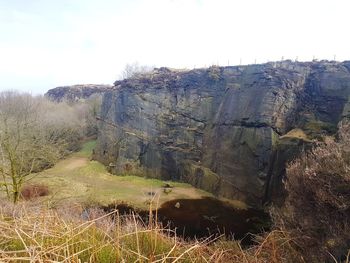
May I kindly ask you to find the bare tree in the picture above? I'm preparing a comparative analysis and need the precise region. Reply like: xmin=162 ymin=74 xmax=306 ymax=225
xmin=119 ymin=62 xmax=154 ymax=80
xmin=0 ymin=91 xmax=84 ymax=203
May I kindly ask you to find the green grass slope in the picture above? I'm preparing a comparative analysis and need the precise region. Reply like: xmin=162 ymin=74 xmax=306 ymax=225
xmin=32 ymin=140 xmax=213 ymax=209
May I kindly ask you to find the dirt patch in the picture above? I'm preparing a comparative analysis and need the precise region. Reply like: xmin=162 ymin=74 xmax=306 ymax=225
xmin=171 ymin=187 xmax=208 ymax=199
xmin=64 ymin=157 xmax=88 ymax=170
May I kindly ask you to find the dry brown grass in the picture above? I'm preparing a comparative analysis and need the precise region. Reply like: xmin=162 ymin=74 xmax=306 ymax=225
xmin=280 ymin=128 xmax=311 ymax=141
xmin=0 ymin=201 xmax=229 ymax=262
xmin=0 ymin=199 xmax=309 ymax=263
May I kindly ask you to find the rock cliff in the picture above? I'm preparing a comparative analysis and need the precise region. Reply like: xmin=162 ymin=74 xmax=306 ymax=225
xmin=45 ymin=84 xmax=113 ymax=102
xmin=94 ymin=61 xmax=350 ymax=206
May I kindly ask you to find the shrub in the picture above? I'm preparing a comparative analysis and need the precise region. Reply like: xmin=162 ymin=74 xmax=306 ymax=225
xmin=20 ymin=184 xmax=49 ymax=200
xmin=119 ymin=62 xmax=154 ymax=79
xmin=208 ymin=65 xmax=221 ymax=81
xmin=273 ymin=120 xmax=350 ymax=262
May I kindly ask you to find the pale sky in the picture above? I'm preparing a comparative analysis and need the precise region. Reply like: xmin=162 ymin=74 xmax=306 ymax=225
xmin=0 ymin=0 xmax=349 ymax=94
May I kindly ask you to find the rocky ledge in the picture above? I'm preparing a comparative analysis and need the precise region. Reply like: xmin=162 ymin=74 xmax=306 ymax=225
xmin=45 ymin=84 xmax=113 ymax=102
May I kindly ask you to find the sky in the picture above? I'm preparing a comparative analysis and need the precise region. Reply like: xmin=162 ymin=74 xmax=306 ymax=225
xmin=0 ymin=0 xmax=349 ymax=94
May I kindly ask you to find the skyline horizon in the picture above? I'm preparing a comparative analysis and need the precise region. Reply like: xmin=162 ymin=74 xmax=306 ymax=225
xmin=3 ymin=57 xmax=350 ymax=95
xmin=3 ymin=57 xmax=349 ymax=95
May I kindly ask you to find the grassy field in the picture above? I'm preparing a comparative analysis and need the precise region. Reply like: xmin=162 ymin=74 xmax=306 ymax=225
xmin=31 ymin=140 xmax=213 ymax=209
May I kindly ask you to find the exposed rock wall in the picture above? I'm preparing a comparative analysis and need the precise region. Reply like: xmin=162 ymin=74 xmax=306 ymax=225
xmin=94 ymin=61 xmax=350 ymax=206
xmin=45 ymin=84 xmax=113 ymax=102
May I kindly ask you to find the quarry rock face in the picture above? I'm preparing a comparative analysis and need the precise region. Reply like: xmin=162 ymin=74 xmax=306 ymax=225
xmin=94 ymin=61 xmax=350 ymax=206
xmin=45 ymin=84 xmax=113 ymax=102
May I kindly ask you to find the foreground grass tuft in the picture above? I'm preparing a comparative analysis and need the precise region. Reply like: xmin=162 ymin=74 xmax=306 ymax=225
xmin=0 ymin=201 xmax=317 ymax=263
xmin=0 ymin=202 xmax=237 ymax=262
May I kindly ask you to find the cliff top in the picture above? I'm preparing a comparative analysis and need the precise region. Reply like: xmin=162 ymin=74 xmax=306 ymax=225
xmin=113 ymin=60 xmax=350 ymax=87
xmin=45 ymin=84 xmax=113 ymax=102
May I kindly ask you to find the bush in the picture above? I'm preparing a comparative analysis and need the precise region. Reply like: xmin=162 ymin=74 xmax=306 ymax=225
xmin=20 ymin=184 xmax=49 ymax=200
xmin=273 ymin=120 xmax=350 ymax=262
xmin=208 ymin=65 xmax=221 ymax=81
xmin=119 ymin=62 xmax=154 ymax=79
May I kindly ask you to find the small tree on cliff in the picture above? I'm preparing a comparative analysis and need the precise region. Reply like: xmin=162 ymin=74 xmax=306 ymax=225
xmin=119 ymin=62 xmax=154 ymax=79
xmin=273 ymin=120 xmax=350 ymax=262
